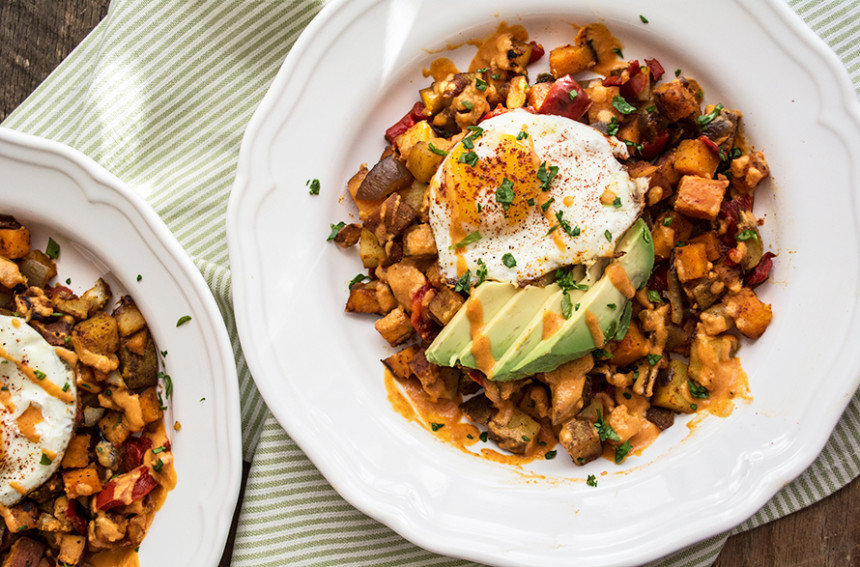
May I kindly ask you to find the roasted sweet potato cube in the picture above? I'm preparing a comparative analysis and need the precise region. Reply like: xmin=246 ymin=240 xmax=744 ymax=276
xmin=653 ymin=78 xmax=700 ymax=121
xmin=724 ymin=287 xmax=773 ymax=339
xmin=374 ymin=307 xmax=413 ymax=346
xmin=558 ymin=418 xmax=602 ymax=465
xmin=403 ymin=223 xmax=437 ymax=258
xmin=611 ymin=320 xmax=651 ymax=366
xmin=549 ymin=44 xmax=595 ymax=77
xmin=61 ymin=434 xmax=91 ymax=469
xmin=62 ymin=466 xmax=103 ymax=499
xmin=384 ymin=261 xmax=427 ymax=311
xmin=674 ymin=175 xmax=728 ymax=221
xmin=0 ymin=215 xmax=31 ymax=259
xmin=98 ymin=411 xmax=131 ymax=446
xmin=674 ymin=243 xmax=710 ymax=282
xmin=408 ymin=348 xmax=459 ymax=401
xmin=488 ymin=409 xmax=540 ymax=455
xmin=651 ymin=224 xmax=675 ymax=261
xmin=427 ymin=286 xmax=465 ymax=326
xmin=57 ymin=534 xmax=86 ymax=566
xmin=690 ymin=231 xmax=721 ymax=262
xmin=527 ymin=81 xmax=552 ymax=110
xmin=673 ymin=138 xmax=720 ymax=178
xmin=382 ymin=345 xmax=418 ymax=380
xmin=139 ymin=387 xmax=164 ymax=426
xmin=345 ymin=284 xmax=384 ymax=314
xmin=52 ymin=288 xmax=90 ymax=320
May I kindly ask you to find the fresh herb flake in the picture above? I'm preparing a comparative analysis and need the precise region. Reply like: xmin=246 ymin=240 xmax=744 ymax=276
xmin=646 ymin=353 xmax=663 ymax=366
xmin=428 ymin=142 xmax=448 ymax=156
xmin=495 ymin=178 xmax=515 ymax=210
xmin=307 ymin=178 xmax=321 ymax=195
xmin=545 ymin=450 xmax=558 ymax=460
xmin=735 ymin=229 xmax=758 ymax=242
xmin=612 ymin=95 xmax=636 ymax=115
xmin=45 ymin=238 xmax=60 ymax=259
xmin=537 ymin=161 xmax=560 ymax=191
xmin=688 ymin=380 xmax=710 ymax=399
xmin=502 ymin=253 xmax=517 ymax=268
xmin=586 ymin=474 xmax=598 ymax=487
xmin=696 ymin=103 xmax=724 ymax=127
xmin=647 ymin=290 xmax=664 ymax=303
xmin=176 ymin=315 xmax=192 ymax=327
xmin=595 ymin=410 xmax=620 ymax=442
xmin=449 ymin=231 xmax=481 ymax=250
xmin=615 ymin=440 xmax=633 ymax=463
xmin=326 ymin=221 xmax=346 ymax=241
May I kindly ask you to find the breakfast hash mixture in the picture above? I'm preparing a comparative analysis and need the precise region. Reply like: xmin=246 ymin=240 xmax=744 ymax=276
xmin=329 ymin=22 xmax=774 ymax=472
xmin=0 ymin=215 xmax=175 ymax=566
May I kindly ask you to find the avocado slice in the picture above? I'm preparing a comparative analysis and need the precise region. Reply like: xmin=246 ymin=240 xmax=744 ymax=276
xmin=488 ymin=263 xmax=602 ymax=381
xmin=506 ymin=219 xmax=654 ymax=379
xmin=425 ymin=281 xmax=517 ymax=367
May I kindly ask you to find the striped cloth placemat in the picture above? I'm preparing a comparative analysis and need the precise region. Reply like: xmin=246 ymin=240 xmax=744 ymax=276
xmin=4 ymin=1 xmax=858 ymax=565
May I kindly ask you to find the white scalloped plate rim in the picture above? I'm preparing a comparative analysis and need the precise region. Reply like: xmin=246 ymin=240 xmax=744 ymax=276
xmin=0 ymin=126 xmax=242 ymax=567
xmin=228 ymin=1 xmax=860 ymax=566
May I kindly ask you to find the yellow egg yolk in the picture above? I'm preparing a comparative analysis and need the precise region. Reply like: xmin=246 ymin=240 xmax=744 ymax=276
xmin=440 ymin=132 xmax=543 ymax=244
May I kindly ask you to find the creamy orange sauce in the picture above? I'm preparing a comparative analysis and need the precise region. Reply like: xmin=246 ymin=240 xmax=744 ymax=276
xmin=9 ymin=482 xmax=26 ymax=495
xmin=604 ymin=263 xmax=635 ymax=299
xmin=466 ymin=297 xmax=496 ymax=375
xmin=423 ymin=57 xmax=459 ymax=81
xmin=54 ymin=346 xmax=78 ymax=366
xmin=468 ymin=23 xmax=530 ymax=73
xmin=0 ymin=345 xmax=74 ymax=403
xmin=691 ymin=342 xmax=752 ymax=418
xmin=563 ymin=195 xmax=575 ymax=207
xmin=541 ymin=309 xmax=565 ymax=340
xmin=89 ymin=548 xmax=139 ymax=567
xmin=0 ymin=388 xmax=14 ymax=412
xmin=600 ymin=188 xmax=617 ymax=206
xmin=585 ymin=310 xmax=604 ymax=348
xmin=16 ymin=405 xmax=43 ymax=443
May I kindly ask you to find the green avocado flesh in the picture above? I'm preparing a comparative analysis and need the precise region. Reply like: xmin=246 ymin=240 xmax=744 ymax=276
xmin=424 ymin=219 xmax=655 ymax=381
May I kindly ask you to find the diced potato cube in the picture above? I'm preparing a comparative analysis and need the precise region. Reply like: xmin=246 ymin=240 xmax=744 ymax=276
xmin=58 ymin=534 xmax=86 ymax=565
xmin=527 ymin=81 xmax=552 ymax=110
xmin=394 ymin=120 xmax=435 ymax=160
xmin=674 ymin=243 xmax=710 ymax=282
xmin=506 ymin=75 xmax=529 ymax=109
xmin=359 ymin=228 xmax=386 ymax=269
xmin=0 ymin=220 xmax=30 ymax=259
xmin=98 ymin=410 xmax=131 ymax=446
xmin=488 ymin=409 xmax=540 ymax=455
xmin=673 ymin=138 xmax=720 ymax=178
xmin=690 ymin=231 xmax=722 ymax=262
xmin=674 ymin=175 xmax=728 ymax=220
xmin=139 ymin=386 xmax=164 ymax=426
xmin=61 ymin=434 xmax=91 ymax=469
xmin=427 ymin=286 xmax=465 ymax=326
xmin=405 ymin=141 xmax=447 ymax=183
xmin=549 ymin=44 xmax=595 ymax=78
xmin=653 ymin=79 xmax=700 ymax=122
xmin=723 ymin=287 xmax=773 ymax=339
xmin=611 ymin=320 xmax=651 ymax=366
xmin=651 ymin=358 xmax=696 ymax=413
xmin=374 ymin=307 xmax=413 ymax=346
xmin=382 ymin=345 xmax=418 ymax=380
xmin=651 ymin=224 xmax=675 ymax=261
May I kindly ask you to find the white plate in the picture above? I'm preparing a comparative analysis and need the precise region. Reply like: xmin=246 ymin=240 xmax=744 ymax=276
xmin=0 ymin=127 xmax=242 ymax=566
xmin=227 ymin=1 xmax=860 ymax=565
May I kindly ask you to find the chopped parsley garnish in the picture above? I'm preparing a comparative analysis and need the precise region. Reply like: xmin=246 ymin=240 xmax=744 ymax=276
xmin=476 ymin=202 xmax=482 ymax=213
xmin=607 ymin=303 xmax=617 ymax=310
xmin=611 ymin=47 xmax=623 ymax=57
xmin=544 ymin=450 xmax=558 ymax=460
xmin=612 ymin=196 xmax=622 ymax=208
xmin=639 ymin=14 xmax=649 ymax=23
xmin=40 ymin=453 xmax=52 ymax=465
xmin=458 ymin=151 xmax=478 ymax=167
xmin=537 ymin=161 xmax=559 ymax=191
xmin=594 ymin=348 xmax=613 ymax=360
xmin=517 ymin=131 xmax=529 ymax=140
xmin=623 ymin=139 xmax=644 ymax=152
xmin=560 ymin=291 xmax=573 ymax=319
xmin=502 ymin=253 xmax=517 ymax=268
xmin=555 ymin=210 xmax=580 ymax=238
xmin=176 ymin=315 xmax=192 ymax=327
xmin=428 ymin=142 xmax=448 ymax=156
xmin=495 ymin=178 xmax=515 ymax=210
xmin=688 ymin=380 xmax=710 ymax=399
xmin=541 ymin=197 xmax=555 ymax=212
xmin=691 ymin=403 xmax=699 ymax=411
xmin=34 ymin=370 xmax=46 ymax=380
xmin=607 ymin=116 xmax=619 ymax=136
xmin=604 ymin=229 xmax=613 ymax=242
xmin=475 ymin=77 xmax=488 ymax=91
xmin=662 ymin=216 xmax=674 ymax=226
xmin=568 ymin=89 xmax=579 ymax=101
xmin=645 ymin=105 xmax=656 ymax=113
xmin=594 ymin=410 xmax=620 ymax=442
xmin=475 ymin=259 xmax=488 ymax=286
xmin=348 ymin=274 xmax=371 ymax=289
xmin=449 ymin=231 xmax=482 ymax=249
xmin=646 ymin=353 xmax=663 ymax=366
xmin=45 ymin=237 xmax=60 ymax=259
xmin=326 ymin=221 xmax=346 ymax=241
xmin=735 ymin=229 xmax=758 ymax=241
xmin=152 ymin=446 xmax=167 ymax=454
xmin=555 ymin=268 xmax=589 ymax=291
xmin=135 ymin=275 xmax=141 ymax=282
xmin=479 ymin=431 xmax=488 ymax=442
xmin=159 ymin=371 xmax=174 ymax=399
xmin=586 ymin=474 xmax=598 ymax=487
xmin=154 ymin=458 xmax=164 ymax=473
xmin=647 ymin=290 xmax=664 ymax=303
xmin=729 ymin=147 xmax=743 ymax=160
xmin=430 ymin=423 xmax=444 ymax=431
xmin=612 ymin=95 xmax=636 ymax=115
xmin=697 ymin=103 xmax=724 ymax=127
xmin=461 ymin=100 xmax=473 ymax=111
xmin=307 ymin=178 xmax=320 ymax=195
xmin=526 ymin=198 xmax=535 ymax=206
xmin=454 ymin=271 xmax=472 ymax=294
xmin=675 ymin=68 xmax=682 ymax=77
xmin=62 ymin=382 xmax=70 ymax=392
xmin=615 ymin=440 xmax=633 ymax=463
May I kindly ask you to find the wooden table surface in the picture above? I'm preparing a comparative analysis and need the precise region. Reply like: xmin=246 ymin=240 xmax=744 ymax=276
xmin=1 ymin=1 xmax=857 ymax=566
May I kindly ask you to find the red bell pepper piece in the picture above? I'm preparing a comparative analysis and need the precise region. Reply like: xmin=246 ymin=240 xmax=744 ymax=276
xmin=648 ymin=262 xmax=670 ymax=292
xmin=645 ymin=58 xmax=665 ymax=81
xmin=122 ymin=436 xmax=153 ymax=472
xmin=410 ymin=283 xmax=438 ymax=343
xmin=384 ymin=101 xmax=427 ymax=144
xmin=639 ymin=131 xmax=669 ymax=160
xmin=745 ymin=252 xmax=776 ymax=286
xmin=96 ymin=466 xmax=159 ymax=512
xmin=537 ymin=75 xmax=592 ymax=121
xmin=602 ymin=75 xmax=625 ymax=87
xmin=528 ymin=41 xmax=545 ymax=64
xmin=64 ymin=498 xmax=88 ymax=535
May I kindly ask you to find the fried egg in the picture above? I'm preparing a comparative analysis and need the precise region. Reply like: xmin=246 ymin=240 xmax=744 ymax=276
xmin=428 ymin=109 xmax=647 ymax=285
xmin=0 ymin=314 xmax=77 ymax=506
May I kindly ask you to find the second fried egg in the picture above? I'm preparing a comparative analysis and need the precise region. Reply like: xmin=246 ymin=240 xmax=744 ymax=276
xmin=428 ymin=109 xmax=647 ymax=285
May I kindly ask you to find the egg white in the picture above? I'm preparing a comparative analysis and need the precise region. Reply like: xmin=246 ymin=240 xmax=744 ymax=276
xmin=0 ymin=314 xmax=77 ymax=506
xmin=428 ymin=109 xmax=647 ymax=285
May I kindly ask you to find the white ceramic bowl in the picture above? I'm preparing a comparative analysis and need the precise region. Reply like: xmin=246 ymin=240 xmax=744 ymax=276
xmin=228 ymin=1 xmax=860 ymax=565
xmin=0 ymin=126 xmax=242 ymax=566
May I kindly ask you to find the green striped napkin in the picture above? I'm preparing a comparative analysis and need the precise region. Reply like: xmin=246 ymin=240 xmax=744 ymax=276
xmin=4 ymin=1 xmax=858 ymax=565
